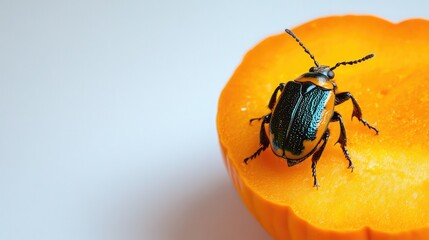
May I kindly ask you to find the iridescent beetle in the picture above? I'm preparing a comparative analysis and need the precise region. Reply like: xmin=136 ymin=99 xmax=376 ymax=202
xmin=244 ymin=29 xmax=378 ymax=187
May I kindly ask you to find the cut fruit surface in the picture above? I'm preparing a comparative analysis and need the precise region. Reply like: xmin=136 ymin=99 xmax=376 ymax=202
xmin=217 ymin=15 xmax=429 ymax=239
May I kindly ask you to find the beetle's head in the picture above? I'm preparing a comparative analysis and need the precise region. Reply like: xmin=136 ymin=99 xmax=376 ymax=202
xmin=309 ymin=65 xmax=335 ymax=79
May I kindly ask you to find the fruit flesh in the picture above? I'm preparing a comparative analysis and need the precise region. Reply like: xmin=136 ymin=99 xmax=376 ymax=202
xmin=217 ymin=16 xmax=429 ymax=237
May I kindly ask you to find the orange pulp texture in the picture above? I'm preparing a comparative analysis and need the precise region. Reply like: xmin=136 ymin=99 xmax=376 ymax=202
xmin=217 ymin=15 xmax=429 ymax=239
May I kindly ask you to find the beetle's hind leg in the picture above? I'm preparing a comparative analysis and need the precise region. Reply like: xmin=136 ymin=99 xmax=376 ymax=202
xmin=311 ymin=129 xmax=330 ymax=188
xmin=331 ymin=111 xmax=354 ymax=171
xmin=244 ymin=113 xmax=271 ymax=164
xmin=335 ymin=92 xmax=379 ymax=134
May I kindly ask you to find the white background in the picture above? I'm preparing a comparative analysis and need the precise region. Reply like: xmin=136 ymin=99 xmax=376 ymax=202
xmin=0 ymin=1 xmax=428 ymax=240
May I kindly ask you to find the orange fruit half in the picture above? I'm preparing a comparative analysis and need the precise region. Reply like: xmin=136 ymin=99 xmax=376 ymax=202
xmin=217 ymin=15 xmax=429 ymax=239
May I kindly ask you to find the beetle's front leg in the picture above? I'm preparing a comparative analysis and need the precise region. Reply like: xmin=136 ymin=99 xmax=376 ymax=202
xmin=244 ymin=83 xmax=285 ymax=162
xmin=268 ymin=83 xmax=285 ymax=109
xmin=249 ymin=83 xmax=285 ymax=125
xmin=335 ymin=92 xmax=379 ymax=134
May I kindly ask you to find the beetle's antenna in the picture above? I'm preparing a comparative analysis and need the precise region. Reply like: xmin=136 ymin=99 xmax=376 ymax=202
xmin=330 ymin=54 xmax=375 ymax=71
xmin=285 ymin=29 xmax=319 ymax=67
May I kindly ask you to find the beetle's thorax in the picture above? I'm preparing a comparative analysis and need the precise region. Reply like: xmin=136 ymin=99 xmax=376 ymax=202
xmin=295 ymin=65 xmax=335 ymax=90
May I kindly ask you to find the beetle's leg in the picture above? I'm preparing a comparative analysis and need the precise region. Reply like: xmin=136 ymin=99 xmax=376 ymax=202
xmin=244 ymin=114 xmax=271 ymax=164
xmin=249 ymin=116 xmax=264 ymax=125
xmin=334 ymin=92 xmax=379 ymax=135
xmin=268 ymin=83 xmax=285 ymax=109
xmin=331 ymin=112 xmax=354 ymax=171
xmin=245 ymin=84 xmax=285 ymax=162
xmin=311 ymin=129 xmax=330 ymax=188
xmin=248 ymin=83 xmax=284 ymax=125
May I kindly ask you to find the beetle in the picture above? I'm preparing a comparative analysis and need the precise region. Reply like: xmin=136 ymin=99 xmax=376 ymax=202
xmin=244 ymin=29 xmax=379 ymax=187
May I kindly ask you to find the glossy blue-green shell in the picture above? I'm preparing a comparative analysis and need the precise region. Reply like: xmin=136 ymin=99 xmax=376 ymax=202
xmin=269 ymin=80 xmax=333 ymax=164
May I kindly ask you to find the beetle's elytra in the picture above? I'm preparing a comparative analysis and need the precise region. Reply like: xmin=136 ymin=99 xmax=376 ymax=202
xmin=244 ymin=29 xmax=378 ymax=188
